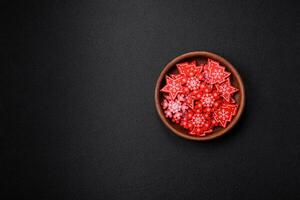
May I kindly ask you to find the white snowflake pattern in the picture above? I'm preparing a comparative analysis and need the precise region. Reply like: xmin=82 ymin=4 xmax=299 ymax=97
xmin=168 ymin=100 xmax=182 ymax=113
xmin=192 ymin=114 xmax=205 ymax=127
xmin=203 ymin=70 xmax=209 ymax=79
xmin=186 ymin=77 xmax=200 ymax=90
xmin=173 ymin=112 xmax=182 ymax=120
xmin=212 ymin=69 xmax=222 ymax=79
xmin=201 ymin=93 xmax=215 ymax=107
xmin=218 ymin=84 xmax=228 ymax=93
xmin=162 ymin=94 xmax=188 ymax=119
xmin=177 ymin=94 xmax=186 ymax=102
xmin=219 ymin=109 xmax=229 ymax=120
xmin=169 ymin=82 xmax=181 ymax=92
xmin=164 ymin=110 xmax=172 ymax=118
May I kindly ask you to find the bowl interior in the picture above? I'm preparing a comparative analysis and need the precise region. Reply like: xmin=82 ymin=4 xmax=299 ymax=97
xmin=155 ymin=52 xmax=245 ymax=141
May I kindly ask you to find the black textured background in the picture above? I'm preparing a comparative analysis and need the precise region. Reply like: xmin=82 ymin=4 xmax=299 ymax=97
xmin=1 ymin=0 xmax=300 ymax=199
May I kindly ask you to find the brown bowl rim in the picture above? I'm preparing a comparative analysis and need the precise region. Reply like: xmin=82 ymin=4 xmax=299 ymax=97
xmin=154 ymin=51 xmax=245 ymax=141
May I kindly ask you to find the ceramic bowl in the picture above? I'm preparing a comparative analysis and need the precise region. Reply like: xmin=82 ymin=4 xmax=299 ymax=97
xmin=155 ymin=51 xmax=245 ymax=141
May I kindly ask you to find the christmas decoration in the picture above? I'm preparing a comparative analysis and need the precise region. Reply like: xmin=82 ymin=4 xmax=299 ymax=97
xmin=160 ymin=59 xmax=239 ymax=137
xmin=216 ymin=78 xmax=238 ymax=102
xmin=205 ymin=59 xmax=230 ymax=84
xmin=160 ymin=76 xmax=184 ymax=99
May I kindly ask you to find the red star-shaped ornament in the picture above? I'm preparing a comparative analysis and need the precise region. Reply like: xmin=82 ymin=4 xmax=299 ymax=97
xmin=160 ymin=76 xmax=183 ymax=99
xmin=215 ymin=78 xmax=238 ymax=102
xmin=207 ymin=59 xmax=230 ymax=84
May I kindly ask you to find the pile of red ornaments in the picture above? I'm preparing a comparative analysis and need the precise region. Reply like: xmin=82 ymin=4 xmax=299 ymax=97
xmin=160 ymin=58 xmax=239 ymax=137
